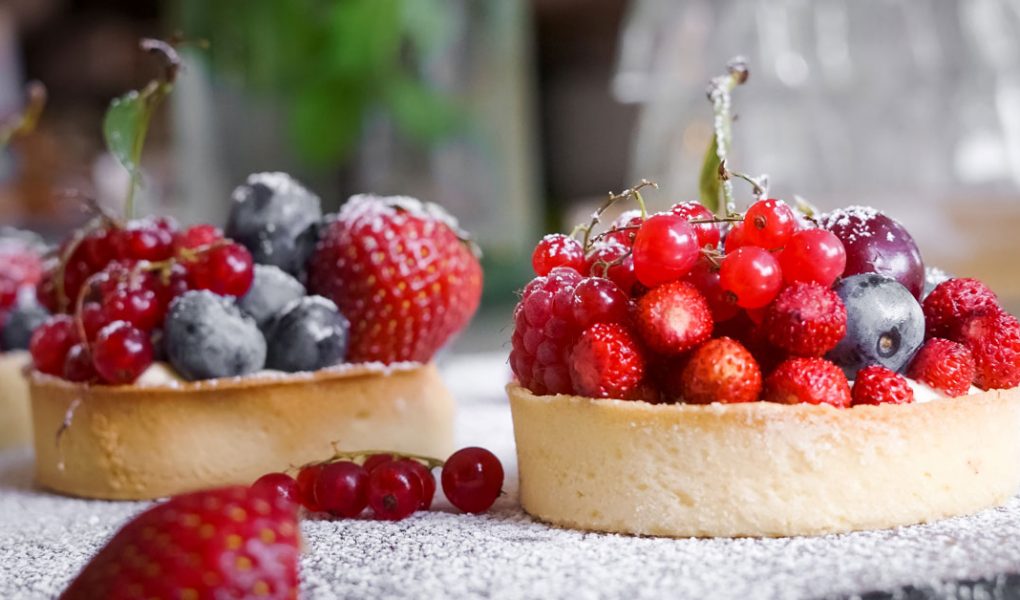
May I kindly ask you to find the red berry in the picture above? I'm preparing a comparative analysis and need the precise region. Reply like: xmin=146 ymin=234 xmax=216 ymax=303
xmin=678 ymin=337 xmax=762 ymax=404
xmin=29 ymin=315 xmax=80 ymax=376
xmin=80 ymin=226 xmax=117 ymax=270
xmin=80 ymin=302 xmax=109 ymax=342
xmin=724 ymin=222 xmax=748 ymax=253
xmin=510 ymin=268 xmax=583 ymax=395
xmin=670 ymin=201 xmax=721 ymax=249
xmin=907 ymin=338 xmax=975 ymax=397
xmin=532 ymin=234 xmax=585 ymax=276
xmin=743 ymin=199 xmax=796 ymax=249
xmin=441 ymin=447 xmax=504 ymax=514
xmin=102 ymin=286 xmax=164 ymax=332
xmin=393 ymin=459 xmax=436 ymax=510
xmin=114 ymin=217 xmax=178 ymax=261
xmin=92 ymin=321 xmax=154 ymax=385
xmin=763 ymin=357 xmax=851 ymax=407
xmin=603 ymin=211 xmax=643 ymax=248
xmin=761 ymin=282 xmax=847 ymax=357
xmin=585 ymin=242 xmax=638 ymax=295
xmin=251 ymin=472 xmax=299 ymax=505
xmin=635 ymin=280 xmax=713 ymax=354
xmin=36 ymin=267 xmax=59 ymax=313
xmin=778 ymin=228 xmax=846 ymax=287
xmin=572 ymin=277 xmax=630 ymax=329
xmin=922 ymin=278 xmax=1001 ymax=339
xmin=174 ymin=224 xmax=224 ymax=252
xmin=950 ymin=311 xmax=1020 ymax=390
xmin=296 ymin=464 xmax=325 ymax=511
xmin=367 ymin=461 xmax=424 ymax=521
xmin=719 ymin=246 xmax=783 ymax=309
xmin=363 ymin=453 xmax=396 ymax=472
xmin=684 ymin=258 xmax=739 ymax=322
xmin=187 ymin=242 xmax=254 ymax=297
xmin=314 ymin=461 xmax=369 ymax=518
xmin=569 ymin=322 xmax=646 ymax=398
xmin=851 ymin=365 xmax=914 ymax=406
xmin=632 ymin=213 xmax=700 ymax=288
xmin=63 ymin=343 xmax=97 ymax=383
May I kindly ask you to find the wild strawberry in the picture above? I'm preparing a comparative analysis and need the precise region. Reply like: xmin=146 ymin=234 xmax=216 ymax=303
xmin=761 ymin=282 xmax=847 ymax=357
xmin=60 ymin=486 xmax=299 ymax=600
xmin=678 ymin=337 xmax=762 ymax=404
xmin=635 ymin=280 xmax=713 ymax=354
xmin=509 ymin=267 xmax=583 ymax=395
xmin=851 ymin=365 xmax=914 ymax=406
xmin=922 ymin=278 xmax=1000 ymax=339
xmin=763 ymin=357 xmax=851 ymax=407
xmin=907 ymin=338 xmax=975 ymax=397
xmin=308 ymin=195 xmax=483 ymax=363
xmin=950 ymin=311 xmax=1020 ymax=390
xmin=569 ymin=322 xmax=646 ymax=398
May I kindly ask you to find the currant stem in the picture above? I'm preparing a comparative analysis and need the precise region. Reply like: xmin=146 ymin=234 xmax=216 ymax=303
xmin=580 ymin=179 xmax=658 ymax=252
xmin=706 ymin=58 xmax=748 ymax=217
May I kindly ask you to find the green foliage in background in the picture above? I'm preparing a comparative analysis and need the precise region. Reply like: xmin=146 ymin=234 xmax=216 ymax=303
xmin=176 ymin=0 xmax=463 ymax=166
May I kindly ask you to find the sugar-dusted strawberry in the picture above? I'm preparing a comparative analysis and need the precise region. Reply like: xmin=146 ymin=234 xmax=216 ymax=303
xmin=851 ymin=365 xmax=914 ymax=406
xmin=510 ymin=267 xmax=583 ymax=395
xmin=678 ymin=337 xmax=762 ymax=404
xmin=907 ymin=338 xmax=975 ymax=397
xmin=762 ymin=282 xmax=846 ymax=357
xmin=922 ymin=278 xmax=1000 ymax=339
xmin=635 ymin=280 xmax=713 ymax=354
xmin=569 ymin=322 xmax=646 ymax=398
xmin=763 ymin=357 xmax=851 ymax=408
xmin=61 ymin=486 xmax=299 ymax=600
xmin=950 ymin=311 xmax=1020 ymax=390
xmin=308 ymin=195 xmax=483 ymax=364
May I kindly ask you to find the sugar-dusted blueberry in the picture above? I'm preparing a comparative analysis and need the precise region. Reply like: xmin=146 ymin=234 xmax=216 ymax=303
xmin=238 ymin=265 xmax=306 ymax=331
xmin=164 ymin=290 xmax=267 ymax=380
xmin=1 ymin=289 xmax=50 ymax=351
xmin=265 ymin=296 xmax=349 ymax=373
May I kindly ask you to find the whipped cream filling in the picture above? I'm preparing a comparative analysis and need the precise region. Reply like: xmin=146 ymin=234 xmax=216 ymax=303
xmin=847 ymin=376 xmax=981 ymax=404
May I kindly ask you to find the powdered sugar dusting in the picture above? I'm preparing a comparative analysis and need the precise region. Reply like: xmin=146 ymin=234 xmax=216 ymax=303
xmin=818 ymin=205 xmax=883 ymax=243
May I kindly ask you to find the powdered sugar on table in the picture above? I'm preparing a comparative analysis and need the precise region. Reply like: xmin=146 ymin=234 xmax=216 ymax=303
xmin=2 ymin=353 xmax=1020 ymax=599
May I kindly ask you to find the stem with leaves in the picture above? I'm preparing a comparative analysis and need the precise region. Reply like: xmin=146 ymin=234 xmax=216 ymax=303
xmin=0 ymin=81 xmax=46 ymax=150
xmin=699 ymin=58 xmax=749 ymax=218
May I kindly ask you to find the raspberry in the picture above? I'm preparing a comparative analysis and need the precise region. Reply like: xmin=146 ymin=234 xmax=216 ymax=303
xmin=762 ymin=282 xmax=847 ymax=357
xmin=851 ymin=365 xmax=914 ymax=406
xmin=509 ymin=267 xmax=583 ymax=394
xmin=907 ymin=338 xmax=975 ymax=397
xmin=568 ymin=322 xmax=646 ymax=398
xmin=922 ymin=278 xmax=1000 ymax=339
xmin=950 ymin=311 xmax=1020 ymax=390
xmin=635 ymin=280 xmax=713 ymax=354
xmin=678 ymin=337 xmax=762 ymax=404
xmin=763 ymin=357 xmax=851 ymax=407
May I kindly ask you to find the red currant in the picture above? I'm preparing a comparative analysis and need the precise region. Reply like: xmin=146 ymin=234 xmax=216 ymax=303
xmin=251 ymin=472 xmax=299 ymax=505
xmin=81 ymin=226 xmax=117 ymax=270
xmin=670 ymin=201 xmax=721 ymax=249
xmin=174 ymin=224 xmax=224 ymax=252
xmin=115 ymin=218 xmax=178 ymax=261
xmin=102 ymin=287 xmax=164 ymax=332
xmin=778 ymin=228 xmax=847 ymax=287
xmin=367 ymin=461 xmax=424 ymax=521
xmin=572 ymin=277 xmax=630 ymax=329
xmin=296 ymin=464 xmax=325 ymax=511
xmin=36 ymin=268 xmax=59 ymax=313
xmin=585 ymin=243 xmax=637 ymax=295
xmin=441 ymin=447 xmax=504 ymax=514
xmin=187 ymin=243 xmax=254 ymax=297
xmin=532 ymin=234 xmax=586 ymax=276
xmin=719 ymin=246 xmax=783 ymax=309
xmin=393 ymin=459 xmax=436 ymax=510
xmin=363 ymin=453 xmax=396 ymax=472
xmin=313 ymin=461 xmax=369 ymax=518
xmin=29 ymin=315 xmax=80 ymax=376
xmin=63 ymin=343 xmax=97 ymax=383
xmin=685 ymin=258 xmax=740 ymax=322
xmin=724 ymin=222 xmax=747 ymax=254
xmin=80 ymin=302 xmax=108 ymax=342
xmin=92 ymin=321 xmax=154 ymax=385
xmin=632 ymin=213 xmax=700 ymax=288
xmin=743 ymin=199 xmax=796 ymax=249
xmin=603 ymin=211 xmax=643 ymax=248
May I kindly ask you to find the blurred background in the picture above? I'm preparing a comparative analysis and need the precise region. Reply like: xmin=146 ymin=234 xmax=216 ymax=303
xmin=3 ymin=0 xmax=1020 ymax=353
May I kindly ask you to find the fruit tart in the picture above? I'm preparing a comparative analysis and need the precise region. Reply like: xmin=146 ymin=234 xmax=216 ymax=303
xmin=508 ymin=60 xmax=1020 ymax=537
xmin=29 ymin=174 xmax=482 ymax=500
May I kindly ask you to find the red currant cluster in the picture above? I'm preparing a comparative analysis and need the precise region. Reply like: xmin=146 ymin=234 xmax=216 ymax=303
xmin=252 ymin=447 xmax=504 ymax=521
xmin=29 ymin=217 xmax=254 ymax=384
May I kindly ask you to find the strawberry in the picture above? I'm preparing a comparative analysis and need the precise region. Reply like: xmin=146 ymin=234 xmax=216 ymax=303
xmin=761 ymin=282 xmax=846 ymax=357
xmin=635 ymin=280 xmax=713 ymax=354
xmin=763 ymin=357 xmax=851 ymax=408
xmin=922 ymin=278 xmax=1000 ymax=339
xmin=907 ymin=338 xmax=975 ymax=397
xmin=569 ymin=322 xmax=646 ymax=398
xmin=61 ymin=486 xmax=300 ymax=600
xmin=308 ymin=195 xmax=483 ymax=363
xmin=851 ymin=365 xmax=914 ymax=406
xmin=950 ymin=311 xmax=1020 ymax=390
xmin=678 ymin=337 xmax=762 ymax=404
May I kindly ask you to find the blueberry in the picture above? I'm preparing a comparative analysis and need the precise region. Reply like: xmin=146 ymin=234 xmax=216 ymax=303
xmin=826 ymin=273 xmax=925 ymax=378
xmin=1 ymin=290 xmax=49 ymax=351
xmin=238 ymin=265 xmax=306 ymax=331
xmin=265 ymin=296 xmax=349 ymax=373
xmin=164 ymin=290 xmax=267 ymax=380
xmin=225 ymin=172 xmax=321 ymax=277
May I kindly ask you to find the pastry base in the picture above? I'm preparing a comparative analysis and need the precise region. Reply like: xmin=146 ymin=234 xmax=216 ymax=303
xmin=508 ymin=383 xmax=1020 ymax=537
xmin=0 ymin=352 xmax=31 ymax=449
xmin=31 ymin=363 xmax=455 ymax=500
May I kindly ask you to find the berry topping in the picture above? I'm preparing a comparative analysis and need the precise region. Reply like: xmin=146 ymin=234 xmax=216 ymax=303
xmin=296 ymin=464 xmax=325 ymax=512
xmin=763 ymin=357 xmax=851 ymax=407
xmin=670 ymin=201 xmax=721 ymax=248
xmin=238 ymin=264 xmax=307 ymax=331
xmin=851 ymin=365 xmax=914 ymax=406
xmin=102 ymin=286 xmax=164 ymax=332
xmin=441 ymin=447 xmax=504 ymax=514
xmin=684 ymin=258 xmax=740 ymax=322
xmin=922 ymin=266 xmax=952 ymax=300
xmin=509 ymin=267 xmax=582 ymax=395
xmin=308 ymin=194 xmax=483 ymax=364
xmin=186 ymin=242 xmax=255 ymax=298
xmin=584 ymin=241 xmax=638 ymax=294
xmin=265 ymin=296 xmax=350 ymax=372
xmin=164 ymin=290 xmax=267 ymax=381
xmin=762 ymin=282 xmax=847 ymax=357
xmin=571 ymin=277 xmax=631 ymax=329
xmin=922 ymin=278 xmax=1001 ymax=339
xmin=0 ymin=233 xmax=43 ymax=311
xmin=29 ymin=315 xmax=80 ymax=376
xmin=367 ymin=461 xmax=424 ymax=521
xmin=636 ymin=280 xmax=713 ymax=354
xmin=950 ymin=311 xmax=1020 ymax=390
xmin=742 ymin=198 xmax=796 ymax=249
xmin=532 ymin=233 xmax=586 ymax=276
xmin=251 ymin=472 xmax=299 ymax=505
xmin=0 ymin=291 xmax=49 ymax=351
xmin=173 ymin=223 xmax=223 ymax=252
xmin=113 ymin=216 xmax=177 ymax=261
xmin=678 ymin=337 xmax=762 ymax=404
xmin=92 ymin=321 xmax=154 ymax=385
xmin=631 ymin=213 xmax=700 ymax=288
xmin=719 ymin=246 xmax=783 ymax=309
xmin=907 ymin=338 xmax=975 ymax=397
xmin=313 ymin=460 xmax=369 ymax=518
xmin=62 ymin=343 xmax=98 ymax=383
xmin=777 ymin=228 xmax=846 ymax=287
xmin=568 ymin=322 xmax=646 ymax=399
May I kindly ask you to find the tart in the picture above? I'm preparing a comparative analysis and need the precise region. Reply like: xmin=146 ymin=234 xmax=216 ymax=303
xmin=0 ymin=351 xmax=31 ymax=448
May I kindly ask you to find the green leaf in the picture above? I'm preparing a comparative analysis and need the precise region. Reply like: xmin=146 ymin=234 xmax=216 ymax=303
xmin=326 ymin=0 xmax=403 ymax=79
xmin=383 ymin=74 xmax=461 ymax=143
xmin=290 ymin=81 xmax=365 ymax=165
xmin=698 ymin=136 xmax=721 ymax=214
xmin=103 ymin=90 xmax=146 ymax=180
